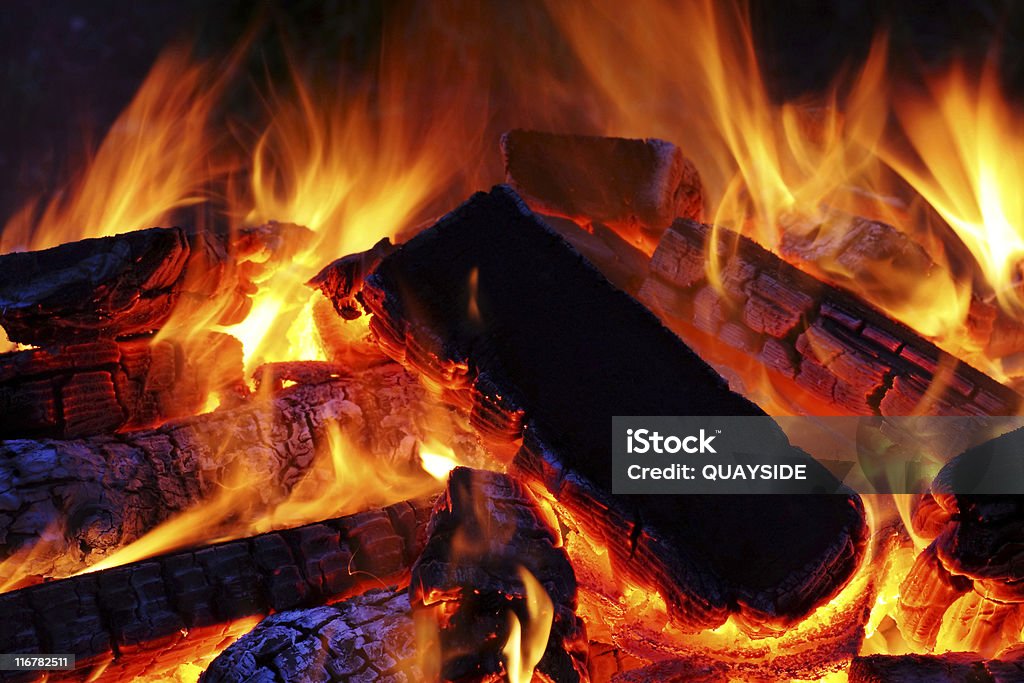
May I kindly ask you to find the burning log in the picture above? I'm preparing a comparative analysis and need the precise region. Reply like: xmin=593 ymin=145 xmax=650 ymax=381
xmin=639 ymin=219 xmax=1021 ymax=421
xmin=410 ymin=467 xmax=590 ymax=682
xmin=501 ymin=130 xmax=703 ymax=253
xmin=897 ymin=427 xmax=1024 ymax=655
xmin=849 ymin=651 xmax=1024 ymax=683
xmin=0 ymin=332 xmax=244 ymax=438
xmin=201 ymin=588 xmax=421 ymax=683
xmin=347 ymin=185 xmax=867 ymax=634
xmin=0 ymin=362 xmax=480 ymax=584
xmin=0 ymin=498 xmax=434 ymax=683
xmin=0 ymin=222 xmax=311 ymax=346
xmin=308 ymin=237 xmax=397 ymax=320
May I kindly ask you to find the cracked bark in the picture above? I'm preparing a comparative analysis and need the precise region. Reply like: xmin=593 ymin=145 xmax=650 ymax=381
xmin=0 ymin=498 xmax=434 ymax=683
xmin=0 ymin=362 xmax=483 ymax=584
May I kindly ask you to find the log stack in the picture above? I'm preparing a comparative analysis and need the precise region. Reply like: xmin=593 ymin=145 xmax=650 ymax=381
xmin=342 ymin=185 xmax=868 ymax=638
xmin=0 ymin=498 xmax=434 ymax=682
xmin=0 ymin=362 xmax=483 ymax=586
xmin=0 ymin=223 xmax=311 ymax=437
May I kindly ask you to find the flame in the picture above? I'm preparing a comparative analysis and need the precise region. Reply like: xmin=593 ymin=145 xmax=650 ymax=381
xmin=1 ymin=47 xmax=234 ymax=252
xmin=502 ymin=567 xmax=554 ymax=683
xmin=882 ymin=61 xmax=1024 ymax=314
xmin=547 ymin=0 xmax=1015 ymax=384
xmin=79 ymin=425 xmax=450 ymax=574
xmin=419 ymin=440 xmax=459 ymax=482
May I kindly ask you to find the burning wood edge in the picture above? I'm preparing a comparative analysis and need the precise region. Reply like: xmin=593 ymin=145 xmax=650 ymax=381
xmin=501 ymin=129 xmax=703 ymax=254
xmin=202 ymin=467 xmax=590 ymax=683
xmin=638 ymin=219 xmax=1022 ymax=423
xmin=896 ymin=429 xmax=1024 ymax=656
xmin=200 ymin=588 xmax=421 ymax=682
xmin=410 ymin=467 xmax=590 ymax=682
xmin=0 ymin=497 xmax=435 ymax=683
xmin=778 ymin=206 xmax=1024 ymax=364
xmin=0 ymin=362 xmax=480 ymax=584
xmin=0 ymin=222 xmax=312 ymax=346
xmin=335 ymin=185 xmax=867 ymax=637
xmin=849 ymin=649 xmax=1024 ymax=683
xmin=0 ymin=332 xmax=244 ymax=438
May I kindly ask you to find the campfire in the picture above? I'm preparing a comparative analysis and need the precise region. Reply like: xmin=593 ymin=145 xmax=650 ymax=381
xmin=4 ymin=2 xmax=1024 ymax=682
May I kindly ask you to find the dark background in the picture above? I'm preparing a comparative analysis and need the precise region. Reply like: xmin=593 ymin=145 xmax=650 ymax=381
xmin=2 ymin=0 xmax=1022 ymax=231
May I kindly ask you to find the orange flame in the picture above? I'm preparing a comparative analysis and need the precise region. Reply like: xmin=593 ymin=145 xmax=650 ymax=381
xmin=80 ymin=424 xmax=450 ymax=575
xmin=502 ymin=567 xmax=554 ymax=683
xmin=1 ymin=47 xmax=234 ymax=252
xmin=882 ymin=61 xmax=1024 ymax=314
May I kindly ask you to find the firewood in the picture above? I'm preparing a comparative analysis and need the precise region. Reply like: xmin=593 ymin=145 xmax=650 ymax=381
xmin=410 ymin=467 xmax=590 ymax=682
xmin=308 ymin=237 xmax=397 ymax=320
xmin=778 ymin=209 xmax=937 ymax=302
xmin=778 ymin=207 xmax=1024 ymax=378
xmin=200 ymin=588 xmax=421 ymax=683
xmin=639 ymin=219 xmax=1022 ymax=423
xmin=0 ymin=332 xmax=244 ymax=438
xmin=895 ymin=429 xmax=1024 ymax=654
xmin=0 ymin=222 xmax=311 ymax=346
xmin=352 ymin=185 xmax=868 ymax=635
xmin=0 ymin=362 xmax=483 ymax=585
xmin=0 ymin=498 xmax=434 ymax=683
xmin=849 ymin=651 xmax=1024 ymax=683
xmin=501 ymin=130 xmax=702 ymax=254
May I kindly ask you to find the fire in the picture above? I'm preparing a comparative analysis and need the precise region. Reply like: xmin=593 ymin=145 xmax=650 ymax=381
xmin=881 ymin=61 xmax=1024 ymax=315
xmin=547 ymin=0 xmax=1024 ymax=383
xmin=1 ymin=47 xmax=234 ymax=253
xmin=79 ymin=425 xmax=450 ymax=574
xmin=502 ymin=567 xmax=554 ymax=683
xmin=419 ymin=440 xmax=460 ymax=482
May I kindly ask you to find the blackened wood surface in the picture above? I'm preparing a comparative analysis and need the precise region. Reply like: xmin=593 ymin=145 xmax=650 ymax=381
xmin=0 ymin=498 xmax=434 ymax=683
xmin=410 ymin=467 xmax=589 ymax=683
xmin=360 ymin=185 xmax=867 ymax=634
xmin=201 ymin=588 xmax=421 ymax=683
xmin=0 ymin=333 xmax=243 ymax=438
xmin=849 ymin=652 xmax=1024 ymax=683
xmin=0 ymin=363 xmax=480 ymax=583
xmin=501 ymin=130 xmax=702 ymax=253
xmin=0 ymin=223 xmax=310 ymax=345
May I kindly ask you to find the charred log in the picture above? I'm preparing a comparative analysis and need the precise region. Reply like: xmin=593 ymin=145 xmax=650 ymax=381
xmin=410 ymin=467 xmax=589 ymax=682
xmin=353 ymin=185 xmax=867 ymax=635
xmin=309 ymin=237 xmax=397 ymax=320
xmin=897 ymin=429 xmax=1024 ymax=654
xmin=849 ymin=651 xmax=1024 ymax=683
xmin=0 ymin=222 xmax=311 ymax=346
xmin=0 ymin=498 xmax=434 ymax=683
xmin=0 ymin=333 xmax=244 ymax=438
xmin=201 ymin=588 xmax=420 ymax=683
xmin=0 ymin=362 xmax=482 ymax=584
xmin=639 ymin=219 xmax=1021 ymax=423
xmin=501 ymin=130 xmax=702 ymax=254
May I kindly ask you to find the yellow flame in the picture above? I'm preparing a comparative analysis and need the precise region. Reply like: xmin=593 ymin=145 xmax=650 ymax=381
xmin=2 ymin=47 xmax=234 ymax=252
xmin=80 ymin=426 xmax=448 ymax=574
xmin=502 ymin=567 xmax=554 ymax=683
xmin=882 ymin=62 xmax=1024 ymax=314
xmin=419 ymin=441 xmax=459 ymax=482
